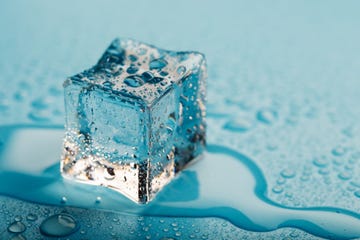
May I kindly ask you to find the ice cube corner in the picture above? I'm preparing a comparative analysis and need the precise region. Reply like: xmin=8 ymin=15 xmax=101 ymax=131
xmin=61 ymin=38 xmax=207 ymax=203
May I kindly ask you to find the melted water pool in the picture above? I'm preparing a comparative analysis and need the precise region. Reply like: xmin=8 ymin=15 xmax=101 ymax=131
xmin=0 ymin=125 xmax=360 ymax=239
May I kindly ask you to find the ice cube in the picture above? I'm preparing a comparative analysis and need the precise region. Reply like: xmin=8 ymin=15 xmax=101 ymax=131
xmin=61 ymin=38 xmax=207 ymax=203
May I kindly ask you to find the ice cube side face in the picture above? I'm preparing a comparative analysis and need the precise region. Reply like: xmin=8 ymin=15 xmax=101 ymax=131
xmin=61 ymin=38 xmax=206 ymax=203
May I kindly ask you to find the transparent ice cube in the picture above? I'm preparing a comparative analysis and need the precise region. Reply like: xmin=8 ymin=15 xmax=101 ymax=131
xmin=61 ymin=38 xmax=207 ymax=203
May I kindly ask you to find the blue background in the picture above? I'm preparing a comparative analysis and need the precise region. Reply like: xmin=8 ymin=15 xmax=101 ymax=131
xmin=1 ymin=1 xmax=360 ymax=239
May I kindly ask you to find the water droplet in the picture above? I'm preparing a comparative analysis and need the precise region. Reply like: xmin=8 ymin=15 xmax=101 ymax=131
xmin=313 ymin=158 xmax=328 ymax=168
xmin=223 ymin=118 xmax=252 ymax=132
xmin=103 ymin=81 xmax=114 ymax=89
xmin=281 ymin=169 xmax=296 ymax=179
xmin=0 ymin=99 xmax=10 ymax=112
xmin=124 ymin=76 xmax=144 ymax=87
xmin=141 ymin=71 xmax=154 ymax=82
xmin=160 ymin=71 xmax=169 ymax=76
xmin=49 ymin=86 xmax=62 ymax=96
xmin=126 ymin=65 xmax=139 ymax=74
xmin=40 ymin=213 xmax=78 ymax=237
xmin=350 ymin=181 xmax=360 ymax=188
xmin=256 ymin=109 xmax=278 ymax=124
xmin=354 ymin=191 xmax=360 ymax=198
xmin=318 ymin=168 xmax=329 ymax=175
xmin=60 ymin=196 xmax=67 ymax=204
xmin=28 ymin=109 xmax=51 ymax=122
xmin=31 ymin=97 xmax=52 ymax=110
xmin=338 ymin=172 xmax=352 ymax=181
xmin=272 ymin=185 xmax=283 ymax=194
xmin=95 ymin=196 xmax=102 ymax=203
xmin=332 ymin=146 xmax=346 ymax=157
xmin=146 ymin=76 xmax=164 ymax=84
xmin=128 ymin=55 xmax=138 ymax=62
xmin=8 ymin=221 xmax=26 ymax=233
xmin=149 ymin=58 xmax=168 ymax=70
xmin=13 ymin=91 xmax=27 ymax=101
xmin=14 ymin=216 xmax=23 ymax=222
xmin=9 ymin=234 xmax=26 ymax=240
xmin=104 ymin=167 xmax=115 ymax=180
xmin=26 ymin=213 xmax=38 ymax=221
xmin=177 ymin=66 xmax=186 ymax=75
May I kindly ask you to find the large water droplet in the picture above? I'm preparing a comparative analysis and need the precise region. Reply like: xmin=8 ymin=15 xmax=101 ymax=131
xmin=149 ymin=58 xmax=168 ymax=70
xmin=7 ymin=221 xmax=26 ymax=233
xmin=40 ymin=213 xmax=78 ymax=237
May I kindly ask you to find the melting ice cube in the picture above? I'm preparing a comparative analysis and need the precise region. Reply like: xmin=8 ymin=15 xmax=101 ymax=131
xmin=61 ymin=38 xmax=207 ymax=203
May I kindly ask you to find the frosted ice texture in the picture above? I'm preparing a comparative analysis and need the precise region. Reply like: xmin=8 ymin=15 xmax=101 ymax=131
xmin=61 ymin=38 xmax=206 ymax=203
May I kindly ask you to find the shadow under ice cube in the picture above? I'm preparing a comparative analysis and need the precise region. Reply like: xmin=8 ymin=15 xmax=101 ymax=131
xmin=61 ymin=38 xmax=207 ymax=203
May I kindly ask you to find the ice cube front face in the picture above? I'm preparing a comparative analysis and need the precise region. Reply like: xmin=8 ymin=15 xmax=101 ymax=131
xmin=61 ymin=38 xmax=206 ymax=203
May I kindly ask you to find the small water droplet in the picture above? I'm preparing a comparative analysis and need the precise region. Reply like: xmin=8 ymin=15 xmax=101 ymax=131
xmin=256 ymin=109 xmax=278 ymax=124
xmin=0 ymin=99 xmax=10 ymax=111
xmin=8 ymin=221 xmax=26 ymax=233
xmin=272 ymin=185 xmax=283 ymax=194
xmin=332 ymin=146 xmax=346 ymax=157
xmin=13 ymin=91 xmax=27 ymax=101
xmin=354 ymin=191 xmax=360 ymax=198
xmin=40 ymin=213 xmax=78 ymax=237
xmin=49 ymin=86 xmax=62 ymax=96
xmin=140 ymin=71 xmax=153 ymax=82
xmin=177 ymin=66 xmax=186 ymax=75
xmin=103 ymin=81 xmax=114 ymax=89
xmin=60 ymin=196 xmax=67 ymax=204
xmin=313 ymin=157 xmax=328 ymax=168
xmin=146 ymin=76 xmax=164 ymax=84
xmin=26 ymin=213 xmax=38 ymax=221
xmin=31 ymin=97 xmax=52 ymax=110
xmin=9 ymin=234 xmax=27 ymax=240
xmin=223 ymin=118 xmax=252 ymax=132
xmin=28 ymin=109 xmax=51 ymax=122
xmin=149 ymin=58 xmax=168 ymax=70
xmin=14 ymin=216 xmax=23 ymax=222
xmin=128 ymin=55 xmax=138 ymax=62
xmin=124 ymin=76 xmax=144 ymax=87
xmin=338 ymin=172 xmax=352 ymax=181
xmin=281 ymin=169 xmax=296 ymax=178
xmin=95 ymin=196 xmax=102 ymax=203
xmin=160 ymin=71 xmax=169 ymax=76
xmin=126 ymin=65 xmax=139 ymax=74
xmin=104 ymin=167 xmax=115 ymax=180
xmin=350 ymin=181 xmax=360 ymax=188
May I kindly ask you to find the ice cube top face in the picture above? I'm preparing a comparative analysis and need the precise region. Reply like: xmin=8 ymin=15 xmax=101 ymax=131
xmin=61 ymin=38 xmax=207 ymax=204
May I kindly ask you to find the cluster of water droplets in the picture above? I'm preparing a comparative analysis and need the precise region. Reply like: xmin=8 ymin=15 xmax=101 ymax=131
xmin=0 ymin=195 xmax=323 ymax=239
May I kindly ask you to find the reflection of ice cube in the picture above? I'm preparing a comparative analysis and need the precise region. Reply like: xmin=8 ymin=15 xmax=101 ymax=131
xmin=61 ymin=38 xmax=207 ymax=203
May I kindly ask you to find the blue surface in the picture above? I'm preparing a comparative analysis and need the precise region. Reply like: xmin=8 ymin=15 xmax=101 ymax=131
xmin=1 ymin=0 xmax=360 ymax=239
